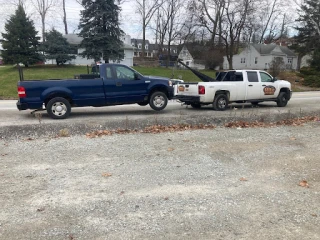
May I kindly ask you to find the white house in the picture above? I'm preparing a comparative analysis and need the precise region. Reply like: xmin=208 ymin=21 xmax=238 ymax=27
xmin=223 ymin=44 xmax=297 ymax=70
xmin=178 ymin=46 xmax=205 ymax=70
xmin=46 ymin=34 xmax=136 ymax=66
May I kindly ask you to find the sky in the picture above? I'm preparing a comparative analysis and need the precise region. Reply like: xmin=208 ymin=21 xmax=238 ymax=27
xmin=0 ymin=0 xmax=156 ymax=45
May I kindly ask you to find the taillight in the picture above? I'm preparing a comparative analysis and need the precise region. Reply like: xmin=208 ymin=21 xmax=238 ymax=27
xmin=18 ymin=86 xmax=26 ymax=98
xmin=198 ymin=85 xmax=205 ymax=95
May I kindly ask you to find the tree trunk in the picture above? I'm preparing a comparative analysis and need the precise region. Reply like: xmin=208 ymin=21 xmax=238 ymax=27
xmin=63 ymin=0 xmax=68 ymax=34
xmin=296 ymin=53 xmax=304 ymax=71
xmin=42 ymin=14 xmax=45 ymax=43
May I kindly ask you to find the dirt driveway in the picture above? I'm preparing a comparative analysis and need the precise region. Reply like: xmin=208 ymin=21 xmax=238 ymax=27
xmin=0 ymin=122 xmax=319 ymax=240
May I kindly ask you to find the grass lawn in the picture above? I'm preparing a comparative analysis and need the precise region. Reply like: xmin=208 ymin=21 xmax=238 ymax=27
xmin=0 ymin=64 xmax=215 ymax=99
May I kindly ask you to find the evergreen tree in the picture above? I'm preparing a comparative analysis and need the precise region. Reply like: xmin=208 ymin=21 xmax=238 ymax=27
xmin=295 ymin=0 xmax=320 ymax=69
xmin=78 ymin=0 xmax=124 ymax=63
xmin=42 ymin=28 xmax=76 ymax=65
xmin=1 ymin=5 xmax=42 ymax=67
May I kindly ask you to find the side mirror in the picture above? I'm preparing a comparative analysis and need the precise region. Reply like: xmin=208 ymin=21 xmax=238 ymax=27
xmin=134 ymin=73 xmax=141 ymax=80
xmin=272 ymin=77 xmax=277 ymax=82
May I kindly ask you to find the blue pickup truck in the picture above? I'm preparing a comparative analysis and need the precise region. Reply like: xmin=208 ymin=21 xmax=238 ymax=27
xmin=17 ymin=63 xmax=174 ymax=119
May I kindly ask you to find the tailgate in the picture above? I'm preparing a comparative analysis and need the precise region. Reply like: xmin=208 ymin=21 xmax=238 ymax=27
xmin=176 ymin=83 xmax=199 ymax=96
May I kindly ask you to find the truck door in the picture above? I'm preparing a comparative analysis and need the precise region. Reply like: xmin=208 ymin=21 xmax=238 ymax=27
xmin=258 ymin=71 xmax=280 ymax=99
xmin=245 ymin=71 xmax=262 ymax=100
xmin=112 ymin=65 xmax=149 ymax=103
xmin=102 ymin=65 xmax=118 ymax=104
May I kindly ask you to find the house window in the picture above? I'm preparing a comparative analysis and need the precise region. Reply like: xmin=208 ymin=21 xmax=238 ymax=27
xmin=255 ymin=57 xmax=258 ymax=64
xmin=288 ymin=58 xmax=292 ymax=64
xmin=145 ymin=45 xmax=148 ymax=50
xmin=241 ymin=58 xmax=246 ymax=63
xmin=173 ymin=50 xmax=176 ymax=53
xmin=138 ymin=44 xmax=142 ymax=49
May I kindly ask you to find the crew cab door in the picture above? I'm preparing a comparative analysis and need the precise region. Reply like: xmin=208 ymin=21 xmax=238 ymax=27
xmin=258 ymin=71 xmax=280 ymax=99
xmin=112 ymin=65 xmax=149 ymax=103
xmin=245 ymin=71 xmax=262 ymax=100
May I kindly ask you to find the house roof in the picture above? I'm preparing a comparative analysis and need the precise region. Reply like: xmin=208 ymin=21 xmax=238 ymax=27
xmin=252 ymin=44 xmax=296 ymax=57
xmin=63 ymin=34 xmax=136 ymax=49
xmin=131 ymin=38 xmax=150 ymax=45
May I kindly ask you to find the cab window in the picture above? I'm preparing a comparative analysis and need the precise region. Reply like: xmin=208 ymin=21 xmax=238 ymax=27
xmin=222 ymin=71 xmax=243 ymax=81
xmin=114 ymin=66 xmax=135 ymax=80
xmin=260 ymin=72 xmax=273 ymax=82
xmin=106 ymin=66 xmax=112 ymax=79
xmin=247 ymin=71 xmax=259 ymax=82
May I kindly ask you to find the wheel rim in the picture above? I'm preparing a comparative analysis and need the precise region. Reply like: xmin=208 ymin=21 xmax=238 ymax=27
xmin=153 ymin=95 xmax=165 ymax=108
xmin=51 ymin=102 xmax=67 ymax=116
xmin=218 ymin=98 xmax=227 ymax=109
xmin=282 ymin=95 xmax=287 ymax=102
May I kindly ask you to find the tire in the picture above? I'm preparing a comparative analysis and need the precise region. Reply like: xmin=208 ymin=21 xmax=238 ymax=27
xmin=46 ymin=97 xmax=71 ymax=119
xmin=149 ymin=91 xmax=168 ymax=111
xmin=213 ymin=94 xmax=228 ymax=111
xmin=277 ymin=92 xmax=289 ymax=107
xmin=191 ymin=103 xmax=201 ymax=109
xmin=138 ymin=102 xmax=149 ymax=106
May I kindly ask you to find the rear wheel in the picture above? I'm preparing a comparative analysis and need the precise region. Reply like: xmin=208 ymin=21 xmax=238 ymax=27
xmin=149 ymin=91 xmax=168 ymax=111
xmin=46 ymin=97 xmax=71 ymax=119
xmin=213 ymin=94 xmax=228 ymax=111
xmin=277 ymin=92 xmax=289 ymax=107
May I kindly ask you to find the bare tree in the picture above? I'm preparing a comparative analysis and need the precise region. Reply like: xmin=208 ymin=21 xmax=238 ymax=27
xmin=31 ymin=0 xmax=57 ymax=42
xmin=155 ymin=0 xmax=185 ymax=66
xmin=135 ymin=0 xmax=163 ymax=57
xmin=219 ymin=0 xmax=254 ymax=69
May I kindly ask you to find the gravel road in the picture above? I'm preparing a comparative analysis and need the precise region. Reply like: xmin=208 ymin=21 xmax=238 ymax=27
xmin=0 ymin=122 xmax=319 ymax=240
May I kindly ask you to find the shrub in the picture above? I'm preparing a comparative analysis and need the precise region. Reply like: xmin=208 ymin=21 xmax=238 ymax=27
xmin=303 ymin=75 xmax=320 ymax=87
xmin=299 ymin=67 xmax=318 ymax=76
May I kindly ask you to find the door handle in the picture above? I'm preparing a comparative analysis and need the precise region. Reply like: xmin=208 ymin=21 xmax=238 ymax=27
xmin=262 ymin=85 xmax=266 ymax=86
xmin=248 ymin=85 xmax=253 ymax=87
xmin=116 ymin=82 xmax=122 ymax=86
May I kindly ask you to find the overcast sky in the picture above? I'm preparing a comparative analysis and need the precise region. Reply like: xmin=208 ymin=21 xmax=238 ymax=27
xmin=0 ymin=0 xmax=155 ymax=44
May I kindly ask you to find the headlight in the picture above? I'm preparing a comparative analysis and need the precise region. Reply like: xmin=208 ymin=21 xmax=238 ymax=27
xmin=168 ymin=80 xmax=172 ymax=86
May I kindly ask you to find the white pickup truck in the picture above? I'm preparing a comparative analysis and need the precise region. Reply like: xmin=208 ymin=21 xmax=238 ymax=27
xmin=176 ymin=70 xmax=292 ymax=110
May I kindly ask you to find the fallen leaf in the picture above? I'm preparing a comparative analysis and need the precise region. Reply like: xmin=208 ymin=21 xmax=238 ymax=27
xmin=311 ymin=213 xmax=317 ymax=217
xmin=168 ymin=148 xmax=174 ymax=151
xmin=164 ymin=197 xmax=169 ymax=200
xmin=239 ymin=177 xmax=248 ymax=181
xmin=102 ymin=172 xmax=112 ymax=177
xmin=37 ymin=207 xmax=45 ymax=212
xmin=69 ymin=234 xmax=75 ymax=240
xmin=298 ymin=180 xmax=309 ymax=188
xmin=290 ymin=137 xmax=296 ymax=140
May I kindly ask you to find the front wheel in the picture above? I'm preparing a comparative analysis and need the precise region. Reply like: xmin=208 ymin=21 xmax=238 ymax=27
xmin=46 ymin=97 xmax=71 ymax=119
xmin=213 ymin=94 xmax=228 ymax=111
xmin=277 ymin=92 xmax=289 ymax=107
xmin=149 ymin=91 xmax=168 ymax=111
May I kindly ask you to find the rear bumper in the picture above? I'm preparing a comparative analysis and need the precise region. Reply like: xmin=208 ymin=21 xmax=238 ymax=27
xmin=16 ymin=101 xmax=28 ymax=110
xmin=175 ymin=95 xmax=200 ymax=104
